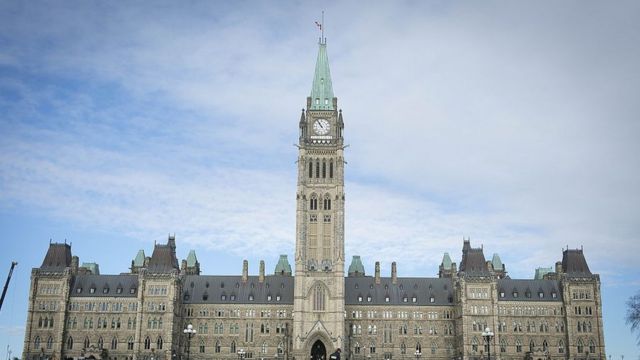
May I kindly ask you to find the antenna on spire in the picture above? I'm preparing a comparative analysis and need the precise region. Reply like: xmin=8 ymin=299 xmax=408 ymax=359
xmin=315 ymin=11 xmax=326 ymax=44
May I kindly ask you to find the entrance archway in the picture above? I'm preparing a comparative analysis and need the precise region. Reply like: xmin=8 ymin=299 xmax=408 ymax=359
xmin=310 ymin=340 xmax=327 ymax=360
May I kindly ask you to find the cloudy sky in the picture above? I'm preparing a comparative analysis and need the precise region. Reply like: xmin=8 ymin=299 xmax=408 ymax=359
xmin=1 ymin=0 xmax=639 ymax=357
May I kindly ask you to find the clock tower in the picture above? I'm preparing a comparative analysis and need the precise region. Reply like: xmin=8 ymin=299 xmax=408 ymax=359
xmin=292 ymin=37 xmax=346 ymax=360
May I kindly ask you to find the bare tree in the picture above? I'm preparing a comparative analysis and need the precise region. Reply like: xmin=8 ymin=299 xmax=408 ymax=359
xmin=627 ymin=291 xmax=640 ymax=345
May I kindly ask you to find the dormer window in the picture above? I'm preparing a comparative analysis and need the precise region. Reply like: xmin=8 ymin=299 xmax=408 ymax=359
xmin=267 ymin=295 xmax=272 ymax=301
xmin=500 ymin=292 xmax=505 ymax=298
xmin=248 ymin=294 xmax=254 ymax=301
xmin=103 ymin=287 xmax=109 ymax=294
xmin=403 ymin=296 xmax=408 ymax=303
xmin=76 ymin=287 xmax=82 ymax=293
xmin=552 ymin=292 xmax=557 ymax=299
xmin=90 ymin=287 xmax=96 ymax=294
xmin=324 ymin=99 xmax=329 ymax=105
xmin=116 ymin=287 xmax=123 ymax=294
xmin=412 ymin=296 xmax=417 ymax=303
xmin=315 ymin=98 xmax=319 ymax=104
xmin=276 ymin=295 xmax=281 ymax=301
xmin=385 ymin=296 xmax=390 ymax=303
xmin=513 ymin=291 xmax=518 ymax=298
xmin=358 ymin=296 xmax=363 ymax=302
xmin=221 ymin=294 xmax=226 ymax=301
xmin=429 ymin=296 xmax=435 ymax=303
xmin=539 ymin=292 xmax=544 ymax=298
xmin=230 ymin=294 xmax=236 ymax=301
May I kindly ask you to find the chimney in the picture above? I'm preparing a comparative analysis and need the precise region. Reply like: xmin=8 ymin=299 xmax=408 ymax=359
xmin=555 ymin=261 xmax=563 ymax=274
xmin=259 ymin=260 xmax=265 ymax=283
xmin=242 ymin=260 xmax=249 ymax=282
xmin=71 ymin=256 xmax=79 ymax=274
xmin=391 ymin=262 xmax=397 ymax=284
xmin=181 ymin=259 xmax=187 ymax=272
xmin=375 ymin=261 xmax=381 ymax=284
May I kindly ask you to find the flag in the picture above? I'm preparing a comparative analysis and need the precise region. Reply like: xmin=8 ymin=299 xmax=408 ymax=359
xmin=315 ymin=21 xmax=322 ymax=30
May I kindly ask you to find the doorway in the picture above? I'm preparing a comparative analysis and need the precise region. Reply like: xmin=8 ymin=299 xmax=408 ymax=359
xmin=310 ymin=340 xmax=326 ymax=360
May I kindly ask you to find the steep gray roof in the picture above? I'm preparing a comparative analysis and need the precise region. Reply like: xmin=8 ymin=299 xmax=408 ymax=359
xmin=148 ymin=243 xmax=179 ymax=272
xmin=183 ymin=275 xmax=294 ymax=305
xmin=70 ymin=274 xmax=139 ymax=297
xmin=497 ymin=279 xmax=561 ymax=302
xmin=40 ymin=243 xmax=72 ymax=271
xmin=345 ymin=277 xmax=454 ymax=306
xmin=459 ymin=241 xmax=489 ymax=275
xmin=562 ymin=249 xmax=592 ymax=277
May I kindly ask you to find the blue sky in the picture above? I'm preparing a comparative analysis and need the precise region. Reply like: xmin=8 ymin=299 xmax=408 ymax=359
xmin=1 ymin=0 xmax=639 ymax=358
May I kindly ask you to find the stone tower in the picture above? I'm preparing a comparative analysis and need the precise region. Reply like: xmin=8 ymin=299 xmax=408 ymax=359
xmin=292 ymin=37 xmax=346 ymax=360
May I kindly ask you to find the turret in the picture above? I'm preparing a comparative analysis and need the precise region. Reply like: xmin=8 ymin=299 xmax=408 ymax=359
xmin=391 ymin=262 xmax=397 ymax=284
xmin=259 ymin=260 xmax=265 ymax=283
xmin=242 ymin=260 xmax=249 ymax=283
xmin=374 ymin=261 xmax=381 ymax=284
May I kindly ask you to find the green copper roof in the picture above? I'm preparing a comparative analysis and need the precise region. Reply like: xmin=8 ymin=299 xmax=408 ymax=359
xmin=133 ymin=250 xmax=145 ymax=267
xmin=274 ymin=255 xmax=292 ymax=275
xmin=441 ymin=252 xmax=452 ymax=269
xmin=186 ymin=250 xmax=198 ymax=267
xmin=491 ymin=253 xmax=504 ymax=271
xmin=534 ymin=267 xmax=553 ymax=280
xmin=348 ymin=255 xmax=365 ymax=276
xmin=81 ymin=262 xmax=100 ymax=275
xmin=309 ymin=41 xmax=334 ymax=110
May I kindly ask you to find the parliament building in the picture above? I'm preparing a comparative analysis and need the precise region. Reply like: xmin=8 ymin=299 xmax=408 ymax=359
xmin=22 ymin=38 xmax=606 ymax=360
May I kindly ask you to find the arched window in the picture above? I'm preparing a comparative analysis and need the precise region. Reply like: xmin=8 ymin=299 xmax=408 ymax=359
xmin=577 ymin=339 xmax=584 ymax=353
xmin=589 ymin=340 xmax=596 ymax=353
xmin=558 ymin=340 xmax=565 ymax=353
xmin=111 ymin=337 xmax=118 ymax=350
xmin=157 ymin=336 xmax=163 ymax=350
xmin=369 ymin=341 xmax=376 ymax=354
xmin=67 ymin=336 xmax=74 ymax=350
xmin=313 ymin=284 xmax=326 ymax=311
xmin=500 ymin=339 xmax=507 ymax=353
xmin=215 ymin=340 xmax=221 ymax=353
xmin=529 ymin=340 xmax=535 ymax=352
xmin=230 ymin=341 xmax=237 ymax=354
xmin=322 ymin=160 xmax=326 ymax=178
xmin=310 ymin=194 xmax=318 ymax=210
xmin=199 ymin=339 xmax=205 ymax=353
xmin=323 ymin=194 xmax=331 ymax=210
xmin=400 ymin=342 xmax=406 ymax=354
xmin=471 ymin=337 xmax=478 ymax=352
xmin=309 ymin=161 xmax=313 ymax=178
xmin=515 ymin=339 xmax=522 ymax=353
xmin=84 ymin=337 xmax=90 ymax=349
xmin=144 ymin=336 xmax=151 ymax=350
xmin=329 ymin=160 xmax=334 ymax=178
xmin=127 ymin=337 xmax=134 ymax=350
xmin=354 ymin=342 xmax=361 ymax=355
xmin=97 ymin=337 xmax=104 ymax=350
xmin=543 ymin=340 xmax=548 ymax=351
xmin=416 ymin=343 xmax=422 ymax=353
xmin=316 ymin=159 xmax=320 ymax=178
xmin=34 ymin=336 xmax=41 ymax=349
xmin=262 ymin=342 xmax=268 ymax=354
xmin=38 ymin=317 xmax=43 ymax=328
xmin=431 ymin=342 xmax=437 ymax=354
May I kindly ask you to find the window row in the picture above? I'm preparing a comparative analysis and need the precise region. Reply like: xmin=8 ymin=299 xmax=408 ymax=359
xmin=67 ymin=301 xmax=137 ymax=312
xmin=196 ymin=340 xmax=284 ymax=355
xmin=308 ymin=159 xmax=334 ymax=179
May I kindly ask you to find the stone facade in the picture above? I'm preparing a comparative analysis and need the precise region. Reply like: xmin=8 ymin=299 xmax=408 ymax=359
xmin=22 ymin=39 xmax=606 ymax=360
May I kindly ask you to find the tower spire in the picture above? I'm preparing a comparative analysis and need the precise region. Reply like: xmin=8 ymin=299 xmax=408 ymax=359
xmin=309 ymin=31 xmax=334 ymax=111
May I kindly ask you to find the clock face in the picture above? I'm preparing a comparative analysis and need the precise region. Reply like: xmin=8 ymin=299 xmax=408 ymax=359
xmin=313 ymin=119 xmax=330 ymax=135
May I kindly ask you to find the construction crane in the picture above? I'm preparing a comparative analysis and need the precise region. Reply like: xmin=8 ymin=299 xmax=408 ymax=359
xmin=0 ymin=261 xmax=17 ymax=312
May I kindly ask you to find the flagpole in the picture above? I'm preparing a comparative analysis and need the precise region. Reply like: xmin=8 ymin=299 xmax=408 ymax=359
xmin=321 ymin=11 xmax=324 ymax=42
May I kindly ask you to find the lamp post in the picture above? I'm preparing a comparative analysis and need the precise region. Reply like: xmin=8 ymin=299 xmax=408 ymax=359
xmin=183 ymin=324 xmax=197 ymax=360
xmin=238 ymin=348 xmax=246 ymax=360
xmin=414 ymin=350 xmax=421 ymax=360
xmin=481 ymin=327 xmax=494 ymax=360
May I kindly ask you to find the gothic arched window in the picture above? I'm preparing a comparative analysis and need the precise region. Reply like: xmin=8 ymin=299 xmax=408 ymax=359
xmin=157 ymin=336 xmax=163 ymax=350
xmin=323 ymin=194 xmax=331 ymax=210
xmin=127 ymin=337 xmax=134 ymax=350
xmin=329 ymin=160 xmax=334 ymax=178
xmin=84 ymin=337 xmax=90 ymax=349
xmin=316 ymin=159 xmax=320 ymax=178
xmin=309 ymin=161 xmax=313 ymax=178
xmin=577 ymin=339 xmax=584 ymax=353
xmin=589 ymin=340 xmax=596 ymax=353
xmin=215 ymin=340 xmax=221 ymax=353
xmin=67 ymin=336 xmax=74 ymax=350
xmin=230 ymin=341 xmax=237 ymax=354
xmin=144 ymin=336 xmax=151 ymax=350
xmin=313 ymin=284 xmax=326 ymax=311
xmin=558 ymin=340 xmax=565 ymax=353
xmin=111 ymin=337 xmax=118 ymax=350
xmin=310 ymin=194 xmax=318 ymax=210
xmin=34 ymin=336 xmax=41 ymax=349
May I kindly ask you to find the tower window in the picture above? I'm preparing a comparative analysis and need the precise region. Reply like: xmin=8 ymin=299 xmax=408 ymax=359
xmin=323 ymin=198 xmax=331 ymax=210
xmin=329 ymin=161 xmax=334 ymax=178
xmin=322 ymin=160 xmax=326 ymax=178
xmin=315 ymin=98 xmax=319 ymax=104
xmin=313 ymin=284 xmax=326 ymax=311
xmin=309 ymin=161 xmax=313 ymax=178
xmin=310 ymin=195 xmax=318 ymax=210
xmin=325 ymin=99 xmax=329 ymax=105
xmin=316 ymin=160 xmax=320 ymax=177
